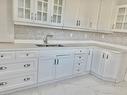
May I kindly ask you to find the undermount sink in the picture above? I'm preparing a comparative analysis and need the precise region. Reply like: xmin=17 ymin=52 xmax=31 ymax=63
xmin=36 ymin=44 xmax=64 ymax=47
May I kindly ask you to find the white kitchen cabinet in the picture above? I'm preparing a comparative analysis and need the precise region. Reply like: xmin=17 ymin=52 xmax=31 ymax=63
xmin=92 ymin=47 xmax=127 ymax=82
xmin=0 ymin=0 xmax=14 ymax=42
xmin=55 ymin=54 xmax=74 ymax=79
xmin=63 ymin=0 xmax=79 ymax=30
xmin=91 ymin=47 xmax=104 ymax=74
xmin=38 ymin=56 xmax=55 ymax=82
xmin=38 ymin=49 xmax=74 ymax=83
xmin=13 ymin=0 xmax=64 ymax=28
xmin=50 ymin=0 xmax=64 ymax=26
xmin=13 ymin=0 xmax=35 ymax=22
xmin=34 ymin=0 xmax=50 ymax=24
xmin=113 ymin=5 xmax=127 ymax=32
xmin=73 ymin=48 xmax=91 ymax=74
xmin=97 ymin=0 xmax=116 ymax=32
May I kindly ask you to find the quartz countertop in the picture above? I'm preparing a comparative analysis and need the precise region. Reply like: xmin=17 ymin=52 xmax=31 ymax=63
xmin=0 ymin=41 xmax=127 ymax=52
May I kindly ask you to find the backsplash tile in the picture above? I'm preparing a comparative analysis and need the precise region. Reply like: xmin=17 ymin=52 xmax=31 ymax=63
xmin=14 ymin=25 xmax=127 ymax=46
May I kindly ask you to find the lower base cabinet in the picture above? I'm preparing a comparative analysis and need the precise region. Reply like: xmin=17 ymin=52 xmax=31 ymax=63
xmin=91 ymin=47 xmax=127 ymax=82
xmin=38 ymin=49 xmax=74 ymax=83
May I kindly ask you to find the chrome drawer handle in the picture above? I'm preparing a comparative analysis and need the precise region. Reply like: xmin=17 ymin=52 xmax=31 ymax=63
xmin=0 ymin=82 xmax=7 ymax=86
xmin=26 ymin=53 xmax=29 ymax=56
xmin=78 ymin=63 xmax=81 ymax=65
xmin=24 ymin=78 xmax=31 ymax=81
xmin=0 ymin=66 xmax=7 ymax=70
xmin=79 ymin=56 xmax=82 ymax=59
xmin=24 ymin=64 xmax=31 ymax=68
xmin=0 ymin=55 xmax=4 ymax=58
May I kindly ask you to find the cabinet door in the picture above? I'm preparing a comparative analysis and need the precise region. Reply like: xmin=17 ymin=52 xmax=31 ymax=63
xmin=97 ymin=0 xmax=116 ymax=32
xmin=34 ymin=0 xmax=50 ymax=24
xmin=85 ymin=49 xmax=93 ymax=72
xmin=91 ymin=48 xmax=103 ymax=74
xmin=103 ymin=51 xmax=121 ymax=80
xmin=86 ymin=0 xmax=101 ymax=31
xmin=50 ymin=0 xmax=64 ymax=26
xmin=0 ymin=0 xmax=14 ymax=42
xmin=14 ymin=0 xmax=34 ymax=22
xmin=55 ymin=55 xmax=73 ymax=79
xmin=38 ymin=57 xmax=55 ymax=83
xmin=77 ymin=0 xmax=90 ymax=30
xmin=63 ymin=0 xmax=79 ymax=29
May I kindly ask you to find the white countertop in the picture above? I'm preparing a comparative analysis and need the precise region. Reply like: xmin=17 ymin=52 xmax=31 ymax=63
xmin=0 ymin=40 xmax=127 ymax=52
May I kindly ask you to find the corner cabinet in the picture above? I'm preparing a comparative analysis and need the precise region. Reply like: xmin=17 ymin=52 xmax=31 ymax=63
xmin=13 ymin=0 xmax=64 ymax=28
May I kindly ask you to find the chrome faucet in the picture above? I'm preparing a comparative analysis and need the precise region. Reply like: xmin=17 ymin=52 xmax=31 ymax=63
xmin=43 ymin=34 xmax=53 ymax=44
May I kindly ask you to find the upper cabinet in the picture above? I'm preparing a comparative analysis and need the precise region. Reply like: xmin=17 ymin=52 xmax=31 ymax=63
xmin=13 ymin=0 xmax=64 ymax=28
xmin=13 ymin=0 xmax=120 ymax=33
xmin=63 ymin=0 xmax=79 ymax=30
xmin=113 ymin=5 xmax=127 ymax=32
xmin=0 ymin=0 xmax=14 ymax=42
xmin=13 ymin=0 xmax=34 ymax=22
xmin=97 ymin=0 xmax=117 ymax=33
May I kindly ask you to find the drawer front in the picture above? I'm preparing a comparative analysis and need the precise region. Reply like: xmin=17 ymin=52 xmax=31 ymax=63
xmin=0 ymin=52 xmax=15 ymax=61
xmin=0 ymin=74 xmax=36 ymax=92
xmin=0 ymin=60 xmax=37 ymax=74
xmin=74 ymin=54 xmax=88 ymax=63
xmin=74 ymin=66 xmax=85 ymax=74
xmin=74 ymin=49 xmax=89 ymax=54
xmin=16 ymin=51 xmax=38 ymax=59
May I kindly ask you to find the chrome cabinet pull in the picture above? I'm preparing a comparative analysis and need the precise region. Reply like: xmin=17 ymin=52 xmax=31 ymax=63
xmin=54 ymin=59 xmax=56 ymax=65
xmin=57 ymin=59 xmax=59 ymax=65
xmin=24 ymin=64 xmax=31 ymax=68
xmin=79 ymin=20 xmax=80 ymax=26
xmin=0 ymin=82 xmax=7 ymax=86
xmin=24 ymin=78 xmax=31 ymax=81
xmin=0 ymin=66 xmax=7 ymax=70
xmin=1 ymin=55 xmax=4 ymax=58
xmin=106 ymin=55 xmax=109 ymax=59
xmin=76 ymin=20 xmax=78 ymax=26
xmin=35 ymin=14 xmax=37 ymax=20
xmin=102 ymin=53 xmax=105 ymax=58
xmin=26 ymin=53 xmax=29 ymax=56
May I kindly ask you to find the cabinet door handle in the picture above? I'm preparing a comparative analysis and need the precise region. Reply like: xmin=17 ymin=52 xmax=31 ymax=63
xmin=24 ymin=78 xmax=31 ymax=81
xmin=57 ymin=59 xmax=59 ymax=65
xmin=1 ymin=55 xmax=4 ymax=58
xmin=106 ymin=55 xmax=109 ymax=59
xmin=35 ymin=14 xmax=37 ymax=20
xmin=54 ymin=59 xmax=56 ymax=65
xmin=0 ymin=66 xmax=7 ymax=70
xmin=0 ymin=82 xmax=7 ymax=86
xmin=102 ymin=53 xmax=105 ymax=58
xmin=24 ymin=64 xmax=31 ymax=68
xmin=79 ymin=20 xmax=80 ymax=26
xmin=76 ymin=20 xmax=78 ymax=26
xmin=51 ymin=16 xmax=53 ymax=22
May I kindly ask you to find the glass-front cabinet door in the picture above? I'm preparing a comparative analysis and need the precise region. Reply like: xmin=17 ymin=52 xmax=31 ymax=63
xmin=113 ymin=5 xmax=127 ymax=32
xmin=34 ymin=0 xmax=50 ymax=24
xmin=50 ymin=0 xmax=64 ymax=26
xmin=14 ymin=0 xmax=34 ymax=22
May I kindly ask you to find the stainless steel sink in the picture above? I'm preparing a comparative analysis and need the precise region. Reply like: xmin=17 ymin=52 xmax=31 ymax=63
xmin=36 ymin=44 xmax=64 ymax=47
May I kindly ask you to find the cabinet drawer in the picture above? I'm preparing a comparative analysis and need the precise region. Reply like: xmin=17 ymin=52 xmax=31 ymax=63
xmin=73 ymin=66 xmax=85 ymax=74
xmin=16 ymin=51 xmax=38 ymax=59
xmin=74 ymin=49 xmax=89 ymax=54
xmin=74 ymin=54 xmax=88 ymax=62
xmin=0 ymin=52 xmax=15 ymax=61
xmin=0 ymin=60 xmax=37 ymax=74
xmin=0 ymin=74 xmax=36 ymax=92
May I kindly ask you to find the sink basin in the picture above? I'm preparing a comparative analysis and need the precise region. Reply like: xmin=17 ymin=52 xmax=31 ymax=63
xmin=36 ymin=44 xmax=64 ymax=47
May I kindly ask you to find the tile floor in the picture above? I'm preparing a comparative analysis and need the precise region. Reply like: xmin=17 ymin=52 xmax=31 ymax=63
xmin=9 ymin=75 xmax=127 ymax=95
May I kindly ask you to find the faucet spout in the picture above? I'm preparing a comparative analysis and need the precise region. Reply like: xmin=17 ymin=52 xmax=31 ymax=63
xmin=43 ymin=34 xmax=53 ymax=44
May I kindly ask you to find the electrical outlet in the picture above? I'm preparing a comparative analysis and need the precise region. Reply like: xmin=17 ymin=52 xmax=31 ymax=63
xmin=70 ymin=33 xmax=73 ymax=37
xmin=101 ymin=34 xmax=105 ymax=39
